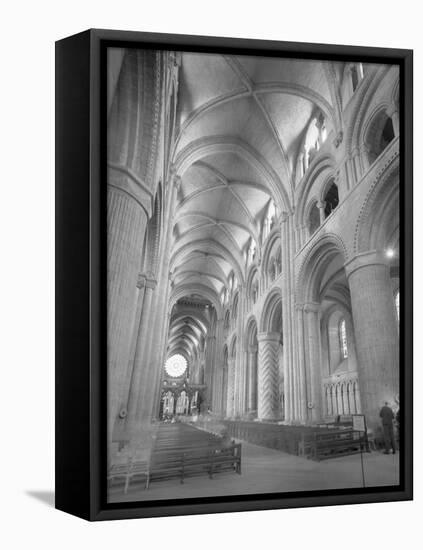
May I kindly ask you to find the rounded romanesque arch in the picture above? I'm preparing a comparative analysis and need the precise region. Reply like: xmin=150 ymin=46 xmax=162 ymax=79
xmin=260 ymin=289 xmax=283 ymax=335
xmin=345 ymin=64 xmax=391 ymax=156
xmin=295 ymin=154 xmax=336 ymax=228
xmin=362 ymin=105 xmax=395 ymax=166
xmin=261 ymin=230 xmax=282 ymax=290
xmin=246 ymin=264 xmax=260 ymax=308
xmin=296 ymin=233 xmax=348 ymax=305
xmin=169 ymin=283 xmax=222 ymax=317
xmin=353 ymin=156 xmax=400 ymax=255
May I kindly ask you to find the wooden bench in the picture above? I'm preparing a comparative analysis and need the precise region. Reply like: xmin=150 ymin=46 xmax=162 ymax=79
xmin=310 ymin=429 xmax=368 ymax=461
xmin=108 ymin=454 xmax=150 ymax=493
xmin=150 ymin=442 xmax=242 ymax=484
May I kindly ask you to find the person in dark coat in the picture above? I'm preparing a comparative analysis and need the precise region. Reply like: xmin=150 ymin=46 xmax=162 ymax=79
xmin=379 ymin=402 xmax=396 ymax=454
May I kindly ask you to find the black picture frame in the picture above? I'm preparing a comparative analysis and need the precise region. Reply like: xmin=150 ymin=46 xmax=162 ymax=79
xmin=55 ymin=28 xmax=413 ymax=521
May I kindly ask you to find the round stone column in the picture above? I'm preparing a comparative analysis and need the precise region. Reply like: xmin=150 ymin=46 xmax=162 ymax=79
xmin=257 ymin=332 xmax=281 ymax=421
xmin=345 ymin=251 xmax=399 ymax=430
xmin=126 ymin=275 xmax=156 ymax=434
xmin=107 ymin=186 xmax=147 ymax=445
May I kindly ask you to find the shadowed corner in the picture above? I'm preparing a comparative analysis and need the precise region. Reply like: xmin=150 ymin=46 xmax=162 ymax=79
xmin=26 ymin=490 xmax=55 ymax=508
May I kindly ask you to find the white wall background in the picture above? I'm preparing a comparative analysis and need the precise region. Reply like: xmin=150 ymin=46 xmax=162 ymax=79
xmin=0 ymin=1 xmax=420 ymax=547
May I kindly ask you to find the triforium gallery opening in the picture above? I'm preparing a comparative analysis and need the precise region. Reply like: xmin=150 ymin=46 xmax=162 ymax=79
xmin=106 ymin=47 xmax=400 ymax=503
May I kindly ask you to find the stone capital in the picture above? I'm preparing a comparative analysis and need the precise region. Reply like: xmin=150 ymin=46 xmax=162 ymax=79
xmin=136 ymin=273 xmax=147 ymax=289
xmin=258 ymin=331 xmax=281 ymax=343
xmin=316 ymin=200 xmax=326 ymax=210
xmin=145 ymin=276 xmax=157 ymax=290
xmin=303 ymin=302 xmax=320 ymax=314
xmin=280 ymin=210 xmax=292 ymax=223
xmin=344 ymin=250 xmax=390 ymax=280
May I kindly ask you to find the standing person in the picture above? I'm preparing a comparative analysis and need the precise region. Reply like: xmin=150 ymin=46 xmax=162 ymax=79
xmin=379 ymin=402 xmax=396 ymax=454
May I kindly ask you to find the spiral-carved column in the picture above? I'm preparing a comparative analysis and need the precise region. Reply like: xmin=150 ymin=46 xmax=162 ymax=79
xmin=257 ymin=333 xmax=281 ymax=421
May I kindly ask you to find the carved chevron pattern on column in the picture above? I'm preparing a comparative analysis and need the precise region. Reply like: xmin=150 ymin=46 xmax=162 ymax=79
xmin=258 ymin=340 xmax=279 ymax=420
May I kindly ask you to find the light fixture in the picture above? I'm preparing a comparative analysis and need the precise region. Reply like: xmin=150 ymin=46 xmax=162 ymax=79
xmin=386 ymin=248 xmax=395 ymax=259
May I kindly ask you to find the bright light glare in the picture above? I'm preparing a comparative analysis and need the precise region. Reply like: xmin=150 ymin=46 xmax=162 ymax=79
xmin=165 ymin=354 xmax=187 ymax=377
xmin=386 ymin=248 xmax=395 ymax=258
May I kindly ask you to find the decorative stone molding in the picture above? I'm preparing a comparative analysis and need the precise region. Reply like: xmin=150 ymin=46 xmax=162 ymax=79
xmin=303 ymin=302 xmax=320 ymax=314
xmin=352 ymin=142 xmax=399 ymax=254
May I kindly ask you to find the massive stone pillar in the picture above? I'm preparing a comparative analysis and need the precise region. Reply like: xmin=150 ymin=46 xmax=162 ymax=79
xmin=345 ymin=251 xmax=399 ymax=430
xmin=247 ymin=346 xmax=258 ymax=414
xmin=304 ymin=302 xmax=323 ymax=423
xmin=107 ymin=49 xmax=166 ymax=455
xmin=257 ymin=333 xmax=280 ymax=421
xmin=125 ymin=275 xmax=157 ymax=435
xmin=107 ymin=185 xmax=148 ymax=445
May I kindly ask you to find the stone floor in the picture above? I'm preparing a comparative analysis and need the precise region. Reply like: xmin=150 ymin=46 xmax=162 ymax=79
xmin=108 ymin=438 xmax=400 ymax=503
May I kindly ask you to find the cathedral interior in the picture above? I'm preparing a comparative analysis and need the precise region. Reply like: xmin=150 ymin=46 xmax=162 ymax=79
xmin=106 ymin=48 xmax=400 ymax=501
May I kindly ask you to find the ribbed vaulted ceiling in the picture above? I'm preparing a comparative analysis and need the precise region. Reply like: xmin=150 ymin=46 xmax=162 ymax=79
xmin=167 ymin=53 xmax=344 ymax=364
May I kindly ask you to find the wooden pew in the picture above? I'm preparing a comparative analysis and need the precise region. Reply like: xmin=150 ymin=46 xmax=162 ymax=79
xmin=150 ymin=442 xmax=242 ymax=484
xmin=149 ymin=423 xmax=242 ymax=485
xmin=309 ymin=429 xmax=368 ymax=461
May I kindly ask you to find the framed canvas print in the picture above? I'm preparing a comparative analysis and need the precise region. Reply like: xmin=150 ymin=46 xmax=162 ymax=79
xmin=55 ymin=29 xmax=413 ymax=521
